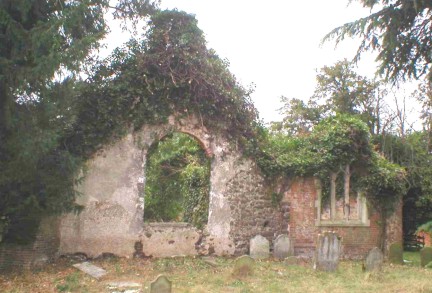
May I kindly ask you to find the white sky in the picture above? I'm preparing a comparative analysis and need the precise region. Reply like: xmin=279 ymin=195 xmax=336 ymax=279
xmin=105 ymin=0 xmax=421 ymax=127
xmin=160 ymin=0 xmax=379 ymax=123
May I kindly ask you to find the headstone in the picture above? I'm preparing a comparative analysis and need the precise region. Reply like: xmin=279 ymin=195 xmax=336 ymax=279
xmin=388 ymin=242 xmax=403 ymax=265
xmin=273 ymin=234 xmax=294 ymax=259
xmin=420 ymin=246 xmax=432 ymax=267
xmin=249 ymin=235 xmax=270 ymax=259
xmin=364 ymin=247 xmax=384 ymax=272
xmin=313 ymin=232 xmax=342 ymax=272
xmin=150 ymin=275 xmax=171 ymax=293
xmin=72 ymin=262 xmax=107 ymax=280
xmin=232 ymin=255 xmax=255 ymax=277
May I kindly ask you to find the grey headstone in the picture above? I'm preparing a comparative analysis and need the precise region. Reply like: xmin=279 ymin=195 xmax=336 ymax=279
xmin=150 ymin=274 xmax=171 ymax=293
xmin=232 ymin=255 xmax=255 ymax=277
xmin=365 ymin=247 xmax=383 ymax=272
xmin=72 ymin=261 xmax=107 ymax=280
xmin=273 ymin=234 xmax=294 ymax=259
xmin=249 ymin=235 xmax=270 ymax=259
xmin=313 ymin=232 xmax=342 ymax=272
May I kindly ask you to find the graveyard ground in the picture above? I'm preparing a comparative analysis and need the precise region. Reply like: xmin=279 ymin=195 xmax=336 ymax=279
xmin=0 ymin=252 xmax=431 ymax=293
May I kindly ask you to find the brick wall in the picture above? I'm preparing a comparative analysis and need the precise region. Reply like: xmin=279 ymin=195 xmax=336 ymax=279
xmin=0 ymin=217 xmax=60 ymax=271
xmin=283 ymin=177 xmax=402 ymax=259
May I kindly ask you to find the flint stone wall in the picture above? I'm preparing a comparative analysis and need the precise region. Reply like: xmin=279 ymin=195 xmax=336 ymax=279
xmin=58 ymin=115 xmax=284 ymax=258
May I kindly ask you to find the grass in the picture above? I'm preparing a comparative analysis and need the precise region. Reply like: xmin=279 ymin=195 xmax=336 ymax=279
xmin=0 ymin=252 xmax=431 ymax=293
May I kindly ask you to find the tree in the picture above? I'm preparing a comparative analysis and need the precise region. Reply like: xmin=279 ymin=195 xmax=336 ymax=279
xmin=0 ymin=0 xmax=158 ymax=243
xmin=271 ymin=97 xmax=322 ymax=135
xmin=274 ymin=60 xmax=390 ymax=135
xmin=324 ymin=0 xmax=432 ymax=82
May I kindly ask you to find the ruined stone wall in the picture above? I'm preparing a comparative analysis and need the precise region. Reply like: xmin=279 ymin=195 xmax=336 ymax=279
xmin=224 ymin=158 xmax=286 ymax=255
xmin=58 ymin=115 xmax=283 ymax=258
xmin=283 ymin=177 xmax=402 ymax=259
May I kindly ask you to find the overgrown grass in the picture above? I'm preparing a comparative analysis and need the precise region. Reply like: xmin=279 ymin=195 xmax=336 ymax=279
xmin=0 ymin=252 xmax=431 ymax=293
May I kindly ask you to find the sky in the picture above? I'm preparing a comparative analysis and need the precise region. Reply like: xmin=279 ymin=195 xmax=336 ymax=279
xmin=105 ymin=0 xmax=420 ymax=125
xmin=159 ymin=0 xmax=379 ymax=123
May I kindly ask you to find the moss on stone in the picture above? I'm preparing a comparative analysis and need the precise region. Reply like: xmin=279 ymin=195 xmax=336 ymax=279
xmin=388 ymin=242 xmax=403 ymax=265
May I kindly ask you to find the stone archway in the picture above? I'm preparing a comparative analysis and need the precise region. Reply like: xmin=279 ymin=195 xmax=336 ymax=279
xmin=59 ymin=114 xmax=282 ymax=258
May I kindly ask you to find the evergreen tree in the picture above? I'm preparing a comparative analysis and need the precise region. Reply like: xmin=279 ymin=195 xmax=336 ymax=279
xmin=325 ymin=0 xmax=432 ymax=82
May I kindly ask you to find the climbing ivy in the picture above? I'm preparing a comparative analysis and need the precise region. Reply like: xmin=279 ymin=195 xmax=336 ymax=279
xmin=1 ymin=9 xmax=258 ymax=242
xmin=143 ymin=132 xmax=210 ymax=229
xmin=254 ymin=115 xmax=406 ymax=212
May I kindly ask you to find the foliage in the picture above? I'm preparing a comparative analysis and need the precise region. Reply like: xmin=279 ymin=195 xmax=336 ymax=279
xmin=324 ymin=0 xmax=432 ymax=82
xmin=0 ymin=7 xmax=259 ymax=242
xmin=144 ymin=132 xmax=210 ymax=228
xmin=274 ymin=60 xmax=388 ymax=136
xmin=272 ymin=97 xmax=322 ymax=135
xmin=261 ymin=115 xmax=373 ymax=176
xmin=358 ymin=153 xmax=406 ymax=213
xmin=417 ymin=221 xmax=432 ymax=233
xmin=374 ymin=131 xmax=432 ymax=234
xmin=260 ymin=114 xmax=406 ymax=220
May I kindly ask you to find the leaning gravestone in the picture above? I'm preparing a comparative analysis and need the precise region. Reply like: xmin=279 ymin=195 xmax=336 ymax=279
xmin=365 ymin=247 xmax=384 ymax=272
xmin=313 ymin=232 xmax=342 ymax=272
xmin=420 ymin=246 xmax=432 ymax=267
xmin=249 ymin=235 xmax=270 ymax=259
xmin=232 ymin=255 xmax=255 ymax=277
xmin=150 ymin=275 xmax=171 ymax=293
xmin=388 ymin=242 xmax=403 ymax=265
xmin=273 ymin=234 xmax=294 ymax=259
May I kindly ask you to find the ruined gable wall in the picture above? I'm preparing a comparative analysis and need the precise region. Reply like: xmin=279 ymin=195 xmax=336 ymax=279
xmin=58 ymin=115 xmax=283 ymax=258
xmin=283 ymin=177 xmax=402 ymax=259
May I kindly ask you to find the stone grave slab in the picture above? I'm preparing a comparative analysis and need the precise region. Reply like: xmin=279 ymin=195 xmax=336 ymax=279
xmin=313 ymin=232 xmax=342 ymax=272
xmin=150 ymin=274 xmax=171 ymax=293
xmin=365 ymin=247 xmax=383 ymax=272
xmin=249 ymin=235 xmax=270 ymax=259
xmin=232 ymin=255 xmax=255 ymax=277
xmin=388 ymin=242 xmax=403 ymax=265
xmin=273 ymin=234 xmax=294 ymax=259
xmin=72 ymin=261 xmax=107 ymax=280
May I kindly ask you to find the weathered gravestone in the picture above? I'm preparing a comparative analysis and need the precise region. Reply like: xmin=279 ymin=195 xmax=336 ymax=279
xmin=420 ymin=246 xmax=432 ymax=267
xmin=72 ymin=262 xmax=107 ymax=280
xmin=150 ymin=275 xmax=171 ymax=293
xmin=313 ymin=232 xmax=342 ymax=272
xmin=388 ymin=242 xmax=403 ymax=265
xmin=107 ymin=281 xmax=141 ymax=292
xmin=232 ymin=255 xmax=255 ymax=277
xmin=365 ymin=247 xmax=384 ymax=272
xmin=273 ymin=234 xmax=294 ymax=259
xmin=249 ymin=235 xmax=270 ymax=259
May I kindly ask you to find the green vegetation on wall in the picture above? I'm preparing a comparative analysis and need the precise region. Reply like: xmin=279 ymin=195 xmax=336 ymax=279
xmin=143 ymin=133 xmax=210 ymax=228
xmin=0 ymin=7 xmax=258 ymax=242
